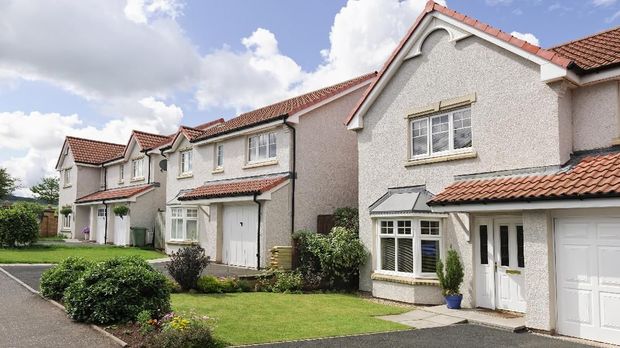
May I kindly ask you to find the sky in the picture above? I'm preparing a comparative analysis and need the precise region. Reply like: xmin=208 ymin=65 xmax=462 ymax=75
xmin=0 ymin=0 xmax=618 ymax=196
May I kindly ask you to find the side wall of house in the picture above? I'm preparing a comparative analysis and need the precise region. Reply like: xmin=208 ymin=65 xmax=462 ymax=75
xmin=262 ymin=183 xmax=293 ymax=266
xmin=571 ymin=81 xmax=620 ymax=152
xmin=294 ymin=86 xmax=364 ymax=232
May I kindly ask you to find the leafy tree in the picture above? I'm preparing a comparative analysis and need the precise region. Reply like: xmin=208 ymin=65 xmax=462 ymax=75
xmin=30 ymin=177 xmax=59 ymax=205
xmin=0 ymin=167 xmax=19 ymax=200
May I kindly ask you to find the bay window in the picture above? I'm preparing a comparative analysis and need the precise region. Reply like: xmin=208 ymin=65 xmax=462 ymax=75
xmin=170 ymin=207 xmax=198 ymax=241
xmin=248 ymin=132 xmax=276 ymax=163
xmin=377 ymin=218 xmax=442 ymax=277
xmin=410 ymin=107 xmax=472 ymax=158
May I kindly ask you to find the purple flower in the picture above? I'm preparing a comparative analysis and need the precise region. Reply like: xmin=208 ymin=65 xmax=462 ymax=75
xmin=81 ymin=226 xmax=90 ymax=234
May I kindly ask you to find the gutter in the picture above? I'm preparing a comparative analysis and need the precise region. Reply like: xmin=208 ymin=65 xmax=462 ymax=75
xmin=253 ymin=194 xmax=262 ymax=270
xmin=284 ymin=120 xmax=296 ymax=235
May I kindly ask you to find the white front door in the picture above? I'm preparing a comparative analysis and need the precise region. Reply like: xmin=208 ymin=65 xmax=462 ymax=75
xmin=114 ymin=214 xmax=128 ymax=246
xmin=222 ymin=204 xmax=258 ymax=268
xmin=96 ymin=207 xmax=106 ymax=244
xmin=555 ymin=217 xmax=620 ymax=345
xmin=475 ymin=218 xmax=526 ymax=313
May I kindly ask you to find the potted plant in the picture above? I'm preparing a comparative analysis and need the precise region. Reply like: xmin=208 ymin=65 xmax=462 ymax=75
xmin=81 ymin=226 xmax=90 ymax=240
xmin=59 ymin=205 xmax=72 ymax=217
xmin=113 ymin=205 xmax=129 ymax=219
xmin=436 ymin=248 xmax=465 ymax=309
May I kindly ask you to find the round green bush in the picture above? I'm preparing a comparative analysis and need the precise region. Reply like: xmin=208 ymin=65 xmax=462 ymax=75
xmin=64 ymin=256 xmax=171 ymax=324
xmin=148 ymin=321 xmax=219 ymax=348
xmin=0 ymin=206 xmax=39 ymax=247
xmin=270 ymin=271 xmax=303 ymax=293
xmin=40 ymin=257 xmax=94 ymax=301
xmin=197 ymin=276 xmax=222 ymax=294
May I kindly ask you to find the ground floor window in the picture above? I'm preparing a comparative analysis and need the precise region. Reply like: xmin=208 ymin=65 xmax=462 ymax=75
xmin=377 ymin=218 xmax=442 ymax=278
xmin=62 ymin=214 xmax=72 ymax=230
xmin=170 ymin=207 xmax=198 ymax=241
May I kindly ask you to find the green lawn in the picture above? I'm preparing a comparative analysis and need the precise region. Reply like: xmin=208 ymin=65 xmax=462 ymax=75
xmin=0 ymin=244 xmax=165 ymax=263
xmin=172 ymin=292 xmax=410 ymax=346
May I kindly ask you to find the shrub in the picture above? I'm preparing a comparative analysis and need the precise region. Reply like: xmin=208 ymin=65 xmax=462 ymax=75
xmin=236 ymin=279 xmax=253 ymax=292
xmin=166 ymin=246 xmax=210 ymax=291
xmin=333 ymin=207 xmax=359 ymax=234
xmin=0 ymin=206 xmax=39 ymax=247
xmin=40 ymin=256 xmax=94 ymax=301
xmin=319 ymin=227 xmax=367 ymax=289
xmin=136 ymin=309 xmax=155 ymax=334
xmin=59 ymin=205 xmax=72 ymax=217
xmin=12 ymin=202 xmax=45 ymax=220
xmin=148 ymin=320 xmax=219 ymax=348
xmin=164 ymin=277 xmax=182 ymax=294
xmin=196 ymin=276 xmax=221 ymax=294
xmin=270 ymin=271 xmax=303 ymax=293
xmin=436 ymin=248 xmax=464 ymax=296
xmin=112 ymin=205 xmax=129 ymax=219
xmin=219 ymin=278 xmax=237 ymax=293
xmin=292 ymin=230 xmax=323 ymax=276
xmin=64 ymin=256 xmax=171 ymax=324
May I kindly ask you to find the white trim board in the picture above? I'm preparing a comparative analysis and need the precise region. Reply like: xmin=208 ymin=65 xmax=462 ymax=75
xmin=430 ymin=198 xmax=620 ymax=213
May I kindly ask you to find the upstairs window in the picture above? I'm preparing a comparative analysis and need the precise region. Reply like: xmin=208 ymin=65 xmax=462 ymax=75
xmin=132 ymin=158 xmax=144 ymax=179
xmin=180 ymin=150 xmax=193 ymax=175
xmin=63 ymin=168 xmax=72 ymax=186
xmin=248 ymin=132 xmax=276 ymax=163
xmin=119 ymin=165 xmax=124 ymax=182
xmin=215 ymin=144 xmax=224 ymax=168
xmin=411 ymin=107 xmax=472 ymax=158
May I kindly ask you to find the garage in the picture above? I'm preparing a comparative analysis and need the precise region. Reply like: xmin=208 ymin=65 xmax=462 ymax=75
xmin=555 ymin=217 xmax=620 ymax=344
xmin=222 ymin=204 xmax=258 ymax=268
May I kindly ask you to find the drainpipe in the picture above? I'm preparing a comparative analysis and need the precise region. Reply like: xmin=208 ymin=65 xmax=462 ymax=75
xmin=144 ymin=151 xmax=152 ymax=184
xmin=103 ymin=200 xmax=109 ymax=245
xmin=284 ymin=121 xmax=296 ymax=235
xmin=253 ymin=194 xmax=262 ymax=270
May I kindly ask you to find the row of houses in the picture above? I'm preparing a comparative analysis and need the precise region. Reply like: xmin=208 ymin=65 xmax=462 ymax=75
xmin=57 ymin=2 xmax=620 ymax=345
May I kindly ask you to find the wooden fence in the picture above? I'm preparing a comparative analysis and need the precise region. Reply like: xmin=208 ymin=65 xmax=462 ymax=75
xmin=39 ymin=209 xmax=58 ymax=237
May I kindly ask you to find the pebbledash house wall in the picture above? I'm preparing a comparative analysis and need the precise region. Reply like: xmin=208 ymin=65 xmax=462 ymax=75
xmin=356 ymin=28 xmax=620 ymax=330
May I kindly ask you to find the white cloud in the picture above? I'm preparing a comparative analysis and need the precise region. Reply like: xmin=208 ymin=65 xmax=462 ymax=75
xmin=510 ymin=31 xmax=540 ymax=46
xmin=0 ymin=98 xmax=182 ymax=196
xmin=124 ymin=0 xmax=183 ymax=24
xmin=0 ymin=0 xmax=200 ymax=100
xmin=486 ymin=0 xmax=513 ymax=5
xmin=592 ymin=0 xmax=617 ymax=6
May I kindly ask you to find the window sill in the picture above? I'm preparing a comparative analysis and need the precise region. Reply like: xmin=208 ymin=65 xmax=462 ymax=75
xmin=177 ymin=173 xmax=193 ymax=180
xmin=211 ymin=168 xmax=224 ymax=174
xmin=118 ymin=181 xmax=125 ymax=185
xmin=63 ymin=185 xmax=72 ymax=189
xmin=405 ymin=150 xmax=477 ymax=167
xmin=371 ymin=272 xmax=440 ymax=287
xmin=243 ymin=159 xmax=278 ymax=170
xmin=130 ymin=177 xmax=145 ymax=183
xmin=167 ymin=240 xmax=199 ymax=246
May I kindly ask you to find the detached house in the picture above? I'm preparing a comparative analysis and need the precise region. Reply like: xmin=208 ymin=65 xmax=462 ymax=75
xmin=161 ymin=73 xmax=375 ymax=268
xmin=347 ymin=1 xmax=620 ymax=344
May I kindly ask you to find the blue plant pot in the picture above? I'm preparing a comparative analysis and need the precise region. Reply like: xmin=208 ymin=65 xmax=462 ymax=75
xmin=445 ymin=294 xmax=463 ymax=309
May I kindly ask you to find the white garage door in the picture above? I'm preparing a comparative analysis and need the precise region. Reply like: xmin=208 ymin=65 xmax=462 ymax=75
xmin=555 ymin=217 xmax=620 ymax=344
xmin=223 ymin=204 xmax=258 ymax=268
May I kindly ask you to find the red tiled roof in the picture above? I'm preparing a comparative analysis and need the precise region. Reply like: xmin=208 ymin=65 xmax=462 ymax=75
xmin=179 ymin=175 xmax=289 ymax=201
xmin=132 ymin=130 xmax=171 ymax=151
xmin=193 ymin=73 xmax=376 ymax=142
xmin=346 ymin=1 xmax=573 ymax=126
xmin=550 ymin=26 xmax=620 ymax=72
xmin=428 ymin=150 xmax=620 ymax=206
xmin=76 ymin=184 xmax=155 ymax=203
xmin=65 ymin=136 xmax=126 ymax=165
xmin=194 ymin=118 xmax=225 ymax=130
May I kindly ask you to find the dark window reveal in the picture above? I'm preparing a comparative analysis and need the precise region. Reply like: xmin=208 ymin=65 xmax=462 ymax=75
xmin=500 ymin=225 xmax=509 ymax=266
xmin=421 ymin=240 xmax=439 ymax=273
xmin=479 ymin=225 xmax=488 ymax=265
xmin=517 ymin=225 xmax=525 ymax=268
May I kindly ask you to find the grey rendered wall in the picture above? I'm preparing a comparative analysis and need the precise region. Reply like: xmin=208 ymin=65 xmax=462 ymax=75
xmin=294 ymin=86 xmax=364 ymax=232
xmin=357 ymin=30 xmax=564 ymax=291
xmin=572 ymin=81 xmax=620 ymax=151
xmin=262 ymin=183 xmax=292 ymax=267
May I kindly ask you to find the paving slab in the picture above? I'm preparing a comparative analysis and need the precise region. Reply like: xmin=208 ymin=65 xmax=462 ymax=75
xmin=422 ymin=305 xmax=526 ymax=331
xmin=0 ymin=269 xmax=117 ymax=348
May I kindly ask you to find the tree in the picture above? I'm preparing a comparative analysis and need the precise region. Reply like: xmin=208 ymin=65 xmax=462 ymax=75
xmin=30 ymin=177 xmax=59 ymax=205
xmin=0 ymin=167 xmax=19 ymax=200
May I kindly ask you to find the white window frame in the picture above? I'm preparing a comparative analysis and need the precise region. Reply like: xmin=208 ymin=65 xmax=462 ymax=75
xmin=376 ymin=217 xmax=443 ymax=279
xmin=132 ymin=158 xmax=144 ymax=180
xmin=63 ymin=168 xmax=72 ymax=187
xmin=170 ymin=207 xmax=199 ymax=241
xmin=180 ymin=150 xmax=193 ymax=175
xmin=119 ymin=165 xmax=124 ymax=182
xmin=215 ymin=143 xmax=224 ymax=169
xmin=247 ymin=132 xmax=277 ymax=163
xmin=410 ymin=107 xmax=472 ymax=160
xmin=62 ymin=213 xmax=72 ymax=230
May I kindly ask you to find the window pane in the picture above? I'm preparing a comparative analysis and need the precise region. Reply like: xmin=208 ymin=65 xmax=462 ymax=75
xmin=217 ymin=145 xmax=223 ymax=167
xmin=269 ymin=133 xmax=277 ymax=158
xmin=412 ymin=119 xmax=428 ymax=156
xmin=381 ymin=238 xmax=395 ymax=271
xmin=397 ymin=220 xmax=411 ymax=235
xmin=171 ymin=208 xmax=182 ymax=217
xmin=258 ymin=135 xmax=267 ymax=159
xmin=186 ymin=209 xmax=198 ymax=218
xmin=186 ymin=220 xmax=197 ymax=240
xmin=479 ymin=225 xmax=488 ymax=265
xmin=421 ymin=220 xmax=440 ymax=235
xmin=187 ymin=152 xmax=192 ymax=171
xmin=517 ymin=225 xmax=525 ymax=268
xmin=172 ymin=219 xmax=183 ymax=239
xmin=380 ymin=221 xmax=393 ymax=234
xmin=453 ymin=109 xmax=472 ymax=149
xmin=431 ymin=115 xmax=449 ymax=152
xmin=397 ymin=239 xmax=413 ymax=273
xmin=500 ymin=225 xmax=509 ymax=266
xmin=249 ymin=137 xmax=257 ymax=161
xmin=421 ymin=240 xmax=439 ymax=273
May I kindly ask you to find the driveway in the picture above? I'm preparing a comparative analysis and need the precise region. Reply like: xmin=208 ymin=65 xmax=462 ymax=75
xmin=249 ymin=325 xmax=589 ymax=348
xmin=0 ymin=269 xmax=117 ymax=348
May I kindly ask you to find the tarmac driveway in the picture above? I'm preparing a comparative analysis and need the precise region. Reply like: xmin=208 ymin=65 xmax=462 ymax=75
xmin=0 ymin=269 xmax=117 ymax=348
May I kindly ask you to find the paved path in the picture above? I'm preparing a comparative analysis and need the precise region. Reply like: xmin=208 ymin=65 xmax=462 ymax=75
xmin=249 ymin=325 xmax=589 ymax=348
xmin=0 ymin=270 xmax=117 ymax=348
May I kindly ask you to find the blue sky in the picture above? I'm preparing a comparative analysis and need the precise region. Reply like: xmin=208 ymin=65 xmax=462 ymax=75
xmin=0 ymin=0 xmax=617 ymax=195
